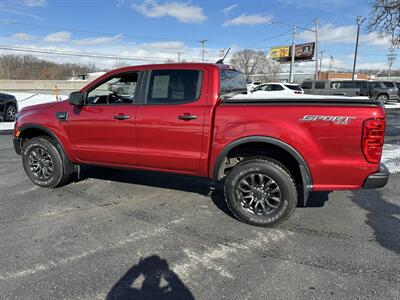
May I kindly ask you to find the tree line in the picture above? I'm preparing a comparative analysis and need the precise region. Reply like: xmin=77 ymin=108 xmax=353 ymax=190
xmin=0 ymin=54 xmax=97 ymax=80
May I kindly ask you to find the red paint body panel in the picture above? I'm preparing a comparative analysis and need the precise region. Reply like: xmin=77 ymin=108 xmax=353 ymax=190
xmin=14 ymin=63 xmax=386 ymax=192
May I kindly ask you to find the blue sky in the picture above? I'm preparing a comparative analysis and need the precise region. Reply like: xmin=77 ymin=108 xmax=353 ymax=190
xmin=0 ymin=0 xmax=393 ymax=72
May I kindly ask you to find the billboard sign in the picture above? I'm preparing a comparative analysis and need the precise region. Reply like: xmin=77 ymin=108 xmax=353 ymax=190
xmin=269 ymin=46 xmax=290 ymax=59
xmin=269 ymin=42 xmax=315 ymax=62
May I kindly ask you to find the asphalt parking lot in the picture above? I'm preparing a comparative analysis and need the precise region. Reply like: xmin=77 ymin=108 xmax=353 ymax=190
xmin=0 ymin=112 xmax=399 ymax=299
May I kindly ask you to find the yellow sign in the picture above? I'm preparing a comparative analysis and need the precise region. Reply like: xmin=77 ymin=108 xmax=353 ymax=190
xmin=269 ymin=46 xmax=290 ymax=59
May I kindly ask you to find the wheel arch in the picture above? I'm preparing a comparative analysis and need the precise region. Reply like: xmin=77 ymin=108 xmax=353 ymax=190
xmin=212 ymin=136 xmax=313 ymax=203
xmin=18 ymin=124 xmax=73 ymax=163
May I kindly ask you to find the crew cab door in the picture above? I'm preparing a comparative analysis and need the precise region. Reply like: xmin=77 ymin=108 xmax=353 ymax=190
xmin=62 ymin=71 xmax=141 ymax=166
xmin=136 ymin=68 xmax=208 ymax=174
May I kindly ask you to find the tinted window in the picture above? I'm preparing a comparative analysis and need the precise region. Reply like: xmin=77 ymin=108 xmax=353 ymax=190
xmin=284 ymin=84 xmax=302 ymax=91
xmin=301 ymin=81 xmax=312 ymax=89
xmin=270 ymin=84 xmax=284 ymax=91
xmin=343 ymin=81 xmax=353 ymax=88
xmin=355 ymin=81 xmax=368 ymax=88
xmin=382 ymin=81 xmax=395 ymax=88
xmin=315 ymin=81 xmax=325 ymax=89
xmin=147 ymin=70 xmax=201 ymax=104
xmin=87 ymin=72 xmax=139 ymax=105
xmin=220 ymin=69 xmax=247 ymax=94
xmin=372 ymin=82 xmax=382 ymax=88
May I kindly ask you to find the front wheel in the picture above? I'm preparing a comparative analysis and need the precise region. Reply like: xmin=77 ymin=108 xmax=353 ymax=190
xmin=22 ymin=137 xmax=73 ymax=188
xmin=224 ymin=159 xmax=298 ymax=227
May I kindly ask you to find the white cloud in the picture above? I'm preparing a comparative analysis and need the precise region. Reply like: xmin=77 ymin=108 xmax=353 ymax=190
xmin=12 ymin=32 xmax=33 ymax=41
xmin=140 ymin=41 xmax=185 ymax=50
xmin=299 ymin=23 xmax=392 ymax=48
xmin=132 ymin=0 xmax=206 ymax=23
xmin=74 ymin=34 xmax=124 ymax=46
xmin=221 ymin=4 xmax=237 ymax=15
xmin=223 ymin=13 xmax=272 ymax=27
xmin=23 ymin=0 xmax=47 ymax=7
xmin=43 ymin=31 xmax=71 ymax=43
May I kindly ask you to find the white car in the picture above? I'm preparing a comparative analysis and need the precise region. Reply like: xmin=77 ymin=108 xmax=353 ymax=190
xmin=246 ymin=81 xmax=262 ymax=93
xmin=250 ymin=83 xmax=304 ymax=96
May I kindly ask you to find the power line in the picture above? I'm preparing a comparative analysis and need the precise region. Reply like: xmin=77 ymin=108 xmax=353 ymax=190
xmin=0 ymin=19 xmax=199 ymax=43
xmin=0 ymin=44 xmax=213 ymax=63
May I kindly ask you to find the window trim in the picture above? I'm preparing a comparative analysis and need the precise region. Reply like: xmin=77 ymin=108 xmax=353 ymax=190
xmin=142 ymin=69 xmax=203 ymax=105
xmin=83 ymin=71 xmax=143 ymax=106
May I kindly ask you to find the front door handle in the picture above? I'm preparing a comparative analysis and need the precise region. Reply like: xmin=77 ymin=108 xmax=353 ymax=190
xmin=113 ymin=115 xmax=130 ymax=120
xmin=178 ymin=114 xmax=197 ymax=121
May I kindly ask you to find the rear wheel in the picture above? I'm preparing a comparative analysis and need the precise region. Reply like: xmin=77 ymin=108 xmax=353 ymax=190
xmin=22 ymin=136 xmax=73 ymax=187
xmin=376 ymin=94 xmax=389 ymax=104
xmin=4 ymin=103 xmax=17 ymax=122
xmin=224 ymin=158 xmax=298 ymax=227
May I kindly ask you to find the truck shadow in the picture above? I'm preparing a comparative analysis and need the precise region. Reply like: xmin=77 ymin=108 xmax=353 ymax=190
xmin=351 ymin=189 xmax=400 ymax=255
xmin=76 ymin=165 xmax=330 ymax=220
xmin=106 ymin=255 xmax=194 ymax=300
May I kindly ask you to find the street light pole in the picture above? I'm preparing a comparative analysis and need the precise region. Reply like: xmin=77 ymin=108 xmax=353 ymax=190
xmin=315 ymin=17 xmax=319 ymax=80
xmin=352 ymin=16 xmax=363 ymax=80
xmin=289 ymin=25 xmax=296 ymax=83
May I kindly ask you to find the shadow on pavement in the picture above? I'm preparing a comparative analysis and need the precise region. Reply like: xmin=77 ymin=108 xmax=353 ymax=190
xmin=351 ymin=189 xmax=400 ymax=254
xmin=106 ymin=255 xmax=194 ymax=300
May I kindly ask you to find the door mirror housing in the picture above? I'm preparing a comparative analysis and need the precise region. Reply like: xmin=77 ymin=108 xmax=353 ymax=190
xmin=68 ymin=91 xmax=84 ymax=107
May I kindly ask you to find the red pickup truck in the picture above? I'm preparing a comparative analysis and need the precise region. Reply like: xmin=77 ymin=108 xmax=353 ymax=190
xmin=13 ymin=63 xmax=389 ymax=226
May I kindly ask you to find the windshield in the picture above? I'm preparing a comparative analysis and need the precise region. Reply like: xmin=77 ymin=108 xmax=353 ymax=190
xmin=220 ymin=69 xmax=247 ymax=95
xmin=284 ymin=84 xmax=302 ymax=91
xmin=382 ymin=81 xmax=395 ymax=88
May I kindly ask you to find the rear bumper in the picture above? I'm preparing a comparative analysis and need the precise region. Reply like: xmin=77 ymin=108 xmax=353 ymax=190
xmin=362 ymin=163 xmax=390 ymax=189
xmin=13 ymin=137 xmax=21 ymax=155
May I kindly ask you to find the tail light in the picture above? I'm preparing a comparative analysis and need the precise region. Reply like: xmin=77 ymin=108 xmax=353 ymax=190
xmin=362 ymin=118 xmax=386 ymax=163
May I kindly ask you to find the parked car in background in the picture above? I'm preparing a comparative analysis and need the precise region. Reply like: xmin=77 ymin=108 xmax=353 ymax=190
xmin=302 ymin=80 xmax=400 ymax=103
xmin=302 ymin=80 xmax=360 ymax=97
xmin=251 ymin=83 xmax=303 ymax=96
xmin=0 ymin=92 xmax=18 ymax=122
xmin=246 ymin=81 xmax=262 ymax=92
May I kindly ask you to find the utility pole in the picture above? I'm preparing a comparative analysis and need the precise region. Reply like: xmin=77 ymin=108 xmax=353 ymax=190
xmin=387 ymin=48 xmax=397 ymax=78
xmin=329 ymin=55 xmax=334 ymax=72
xmin=352 ymin=16 xmax=365 ymax=80
xmin=319 ymin=50 xmax=325 ymax=75
xmin=198 ymin=39 xmax=207 ymax=63
xmin=177 ymin=52 xmax=181 ymax=62
xmin=315 ymin=17 xmax=319 ymax=80
xmin=289 ymin=25 xmax=296 ymax=83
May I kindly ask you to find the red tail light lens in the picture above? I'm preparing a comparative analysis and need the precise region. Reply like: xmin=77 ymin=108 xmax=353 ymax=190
xmin=362 ymin=118 xmax=386 ymax=163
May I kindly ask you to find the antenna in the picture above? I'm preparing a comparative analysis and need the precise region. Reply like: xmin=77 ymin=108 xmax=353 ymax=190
xmin=216 ymin=47 xmax=231 ymax=64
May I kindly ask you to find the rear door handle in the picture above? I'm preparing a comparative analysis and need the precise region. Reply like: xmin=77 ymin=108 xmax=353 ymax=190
xmin=178 ymin=114 xmax=197 ymax=121
xmin=113 ymin=115 xmax=130 ymax=120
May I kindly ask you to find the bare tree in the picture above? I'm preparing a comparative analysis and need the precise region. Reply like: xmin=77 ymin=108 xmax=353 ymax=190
xmin=229 ymin=49 xmax=267 ymax=80
xmin=368 ymin=0 xmax=400 ymax=47
xmin=229 ymin=49 xmax=280 ymax=81
xmin=0 ymin=54 xmax=97 ymax=80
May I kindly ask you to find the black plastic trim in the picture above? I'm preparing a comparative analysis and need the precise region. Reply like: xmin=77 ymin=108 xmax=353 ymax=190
xmin=213 ymin=136 xmax=313 ymax=205
xmin=222 ymin=97 xmax=380 ymax=106
xmin=362 ymin=163 xmax=390 ymax=189
xmin=13 ymin=137 xmax=21 ymax=155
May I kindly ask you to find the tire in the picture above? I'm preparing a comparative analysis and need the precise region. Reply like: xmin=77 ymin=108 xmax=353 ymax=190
xmin=4 ymin=103 xmax=17 ymax=122
xmin=376 ymin=94 xmax=389 ymax=104
xmin=224 ymin=158 xmax=297 ymax=227
xmin=22 ymin=136 xmax=73 ymax=188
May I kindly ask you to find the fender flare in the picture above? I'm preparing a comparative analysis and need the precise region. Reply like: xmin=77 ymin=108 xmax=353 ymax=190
xmin=18 ymin=124 xmax=73 ymax=166
xmin=212 ymin=136 xmax=313 ymax=203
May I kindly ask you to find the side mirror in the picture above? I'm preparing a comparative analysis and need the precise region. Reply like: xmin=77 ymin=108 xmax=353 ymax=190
xmin=68 ymin=91 xmax=84 ymax=107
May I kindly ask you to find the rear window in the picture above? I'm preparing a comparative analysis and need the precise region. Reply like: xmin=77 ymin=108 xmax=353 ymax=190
xmin=382 ymin=81 xmax=395 ymax=88
xmin=284 ymin=84 xmax=302 ymax=91
xmin=220 ymin=69 xmax=247 ymax=94
xmin=315 ymin=81 xmax=325 ymax=89
xmin=301 ymin=81 xmax=312 ymax=89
